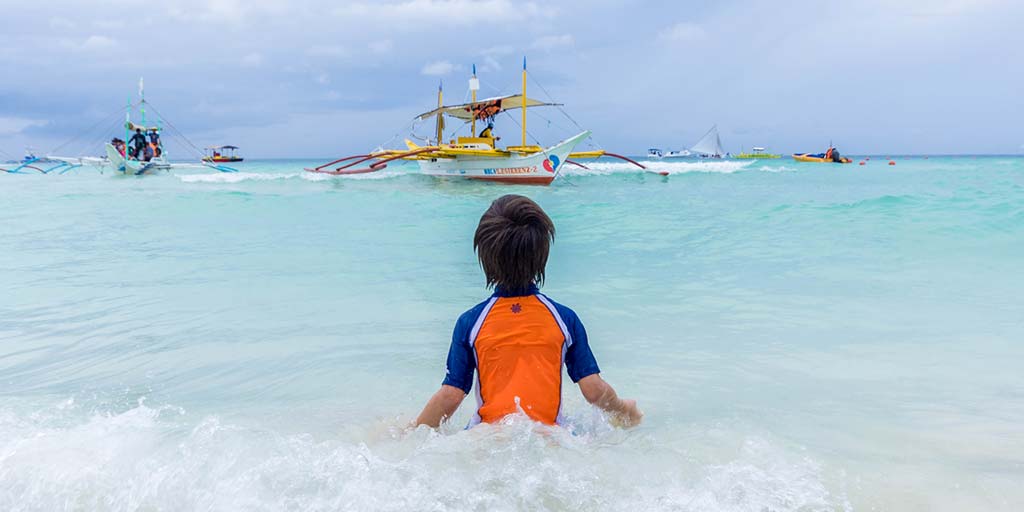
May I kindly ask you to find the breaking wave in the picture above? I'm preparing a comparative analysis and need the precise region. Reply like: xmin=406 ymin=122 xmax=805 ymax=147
xmin=564 ymin=159 xmax=757 ymax=176
xmin=0 ymin=399 xmax=846 ymax=511
xmin=177 ymin=170 xmax=406 ymax=183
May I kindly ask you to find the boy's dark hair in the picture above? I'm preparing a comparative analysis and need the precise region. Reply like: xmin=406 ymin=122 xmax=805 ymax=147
xmin=474 ymin=194 xmax=555 ymax=291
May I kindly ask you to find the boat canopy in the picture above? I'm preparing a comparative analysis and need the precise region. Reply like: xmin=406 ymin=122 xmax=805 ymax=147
xmin=415 ymin=94 xmax=561 ymax=121
xmin=126 ymin=121 xmax=159 ymax=132
xmin=206 ymin=145 xmax=239 ymax=150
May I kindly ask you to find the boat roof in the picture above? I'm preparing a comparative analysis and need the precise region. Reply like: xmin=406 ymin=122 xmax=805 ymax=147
xmin=126 ymin=121 xmax=159 ymax=132
xmin=206 ymin=145 xmax=239 ymax=150
xmin=415 ymin=94 xmax=561 ymax=121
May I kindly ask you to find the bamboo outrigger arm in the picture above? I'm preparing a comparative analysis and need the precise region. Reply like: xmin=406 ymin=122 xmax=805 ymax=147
xmin=1 ymin=158 xmax=82 ymax=174
xmin=305 ymin=147 xmax=441 ymax=175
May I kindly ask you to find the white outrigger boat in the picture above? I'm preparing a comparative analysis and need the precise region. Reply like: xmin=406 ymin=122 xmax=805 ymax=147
xmin=307 ymin=59 xmax=652 ymax=184
xmin=5 ymin=79 xmax=238 ymax=176
xmin=103 ymin=80 xmax=238 ymax=175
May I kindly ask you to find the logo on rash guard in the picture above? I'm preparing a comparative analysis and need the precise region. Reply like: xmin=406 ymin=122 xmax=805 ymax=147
xmin=510 ymin=303 xmax=522 ymax=314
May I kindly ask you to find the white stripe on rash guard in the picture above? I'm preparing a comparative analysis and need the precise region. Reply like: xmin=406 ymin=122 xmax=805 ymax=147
xmin=537 ymin=293 xmax=572 ymax=424
xmin=536 ymin=294 xmax=572 ymax=348
xmin=469 ymin=297 xmax=498 ymax=348
xmin=467 ymin=297 xmax=497 ymax=427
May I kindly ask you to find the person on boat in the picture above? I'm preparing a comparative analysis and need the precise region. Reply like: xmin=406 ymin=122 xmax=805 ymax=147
xmin=479 ymin=122 xmax=498 ymax=140
xmin=129 ymin=129 xmax=147 ymax=160
xmin=148 ymin=128 xmax=160 ymax=146
xmin=111 ymin=138 xmax=126 ymax=157
xmin=414 ymin=194 xmax=642 ymax=429
xmin=825 ymin=147 xmax=843 ymax=163
xmin=142 ymin=142 xmax=154 ymax=162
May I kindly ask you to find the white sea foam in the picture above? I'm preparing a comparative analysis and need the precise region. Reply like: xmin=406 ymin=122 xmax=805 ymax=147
xmin=0 ymin=400 xmax=844 ymax=511
xmin=177 ymin=169 xmax=405 ymax=183
xmin=178 ymin=172 xmax=300 ymax=183
xmin=564 ymin=159 xmax=756 ymax=176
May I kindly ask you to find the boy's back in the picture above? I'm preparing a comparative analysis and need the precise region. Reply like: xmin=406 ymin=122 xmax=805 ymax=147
xmin=414 ymin=195 xmax=640 ymax=429
xmin=445 ymin=286 xmax=599 ymax=425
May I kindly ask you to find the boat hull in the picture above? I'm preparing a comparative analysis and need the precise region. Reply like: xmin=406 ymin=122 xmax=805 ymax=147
xmin=415 ymin=131 xmax=589 ymax=185
xmin=792 ymin=153 xmax=852 ymax=164
xmin=203 ymin=156 xmax=244 ymax=163
xmin=105 ymin=144 xmax=171 ymax=174
xmin=735 ymin=153 xmax=781 ymax=159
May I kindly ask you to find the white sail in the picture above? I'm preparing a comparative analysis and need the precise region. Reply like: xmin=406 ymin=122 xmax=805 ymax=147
xmin=690 ymin=125 xmax=724 ymax=157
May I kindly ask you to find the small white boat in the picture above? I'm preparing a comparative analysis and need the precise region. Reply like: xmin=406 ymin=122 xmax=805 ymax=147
xmin=662 ymin=149 xmax=692 ymax=159
xmin=647 ymin=147 xmax=690 ymax=159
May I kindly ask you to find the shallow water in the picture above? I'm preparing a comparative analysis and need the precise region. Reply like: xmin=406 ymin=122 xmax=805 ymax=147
xmin=2 ymin=156 xmax=1022 ymax=511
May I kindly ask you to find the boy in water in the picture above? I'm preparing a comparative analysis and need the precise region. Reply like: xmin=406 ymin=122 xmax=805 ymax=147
xmin=415 ymin=194 xmax=642 ymax=428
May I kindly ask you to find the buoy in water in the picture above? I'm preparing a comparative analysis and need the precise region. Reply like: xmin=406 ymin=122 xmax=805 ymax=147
xmin=888 ymin=160 xmax=895 ymax=165
xmin=859 ymin=161 xmax=865 ymax=165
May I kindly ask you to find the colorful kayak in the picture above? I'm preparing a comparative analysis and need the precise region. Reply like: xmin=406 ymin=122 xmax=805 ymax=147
xmin=792 ymin=153 xmax=852 ymax=164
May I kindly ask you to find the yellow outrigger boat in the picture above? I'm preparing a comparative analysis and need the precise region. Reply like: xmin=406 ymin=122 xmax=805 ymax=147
xmin=306 ymin=59 xmax=651 ymax=184
xmin=734 ymin=147 xmax=780 ymax=159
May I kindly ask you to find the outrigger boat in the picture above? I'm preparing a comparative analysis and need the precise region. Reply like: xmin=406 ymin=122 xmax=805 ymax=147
xmin=203 ymin=145 xmax=244 ymax=163
xmin=793 ymin=145 xmax=852 ymax=164
xmin=735 ymin=147 xmax=781 ymax=159
xmin=307 ymin=59 xmax=653 ymax=184
xmin=5 ymin=79 xmax=239 ymax=176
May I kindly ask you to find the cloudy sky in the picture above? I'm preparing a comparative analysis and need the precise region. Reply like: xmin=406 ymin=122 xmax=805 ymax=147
xmin=1 ymin=0 xmax=1021 ymax=158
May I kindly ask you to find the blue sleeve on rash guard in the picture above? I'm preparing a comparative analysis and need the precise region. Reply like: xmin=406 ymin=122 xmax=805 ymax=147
xmin=440 ymin=302 xmax=487 ymax=394
xmin=550 ymin=300 xmax=601 ymax=382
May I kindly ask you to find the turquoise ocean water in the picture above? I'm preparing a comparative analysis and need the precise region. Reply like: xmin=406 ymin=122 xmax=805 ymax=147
xmin=1 ymin=156 xmax=1022 ymax=511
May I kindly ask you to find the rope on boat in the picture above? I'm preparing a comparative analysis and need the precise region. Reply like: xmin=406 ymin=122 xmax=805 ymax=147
xmin=145 ymin=102 xmax=207 ymax=160
xmin=48 ymin=104 xmax=130 ymax=156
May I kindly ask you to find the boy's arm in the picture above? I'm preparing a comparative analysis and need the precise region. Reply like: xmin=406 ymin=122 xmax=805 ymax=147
xmin=578 ymin=374 xmax=643 ymax=427
xmin=414 ymin=385 xmax=467 ymax=428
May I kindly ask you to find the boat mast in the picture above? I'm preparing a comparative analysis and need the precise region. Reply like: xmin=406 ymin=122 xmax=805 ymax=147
xmin=435 ymin=81 xmax=443 ymax=145
xmin=124 ymin=98 xmax=130 ymax=163
xmin=139 ymin=77 xmax=145 ymax=127
xmin=521 ymin=56 xmax=527 ymax=148
xmin=470 ymin=64 xmax=479 ymax=137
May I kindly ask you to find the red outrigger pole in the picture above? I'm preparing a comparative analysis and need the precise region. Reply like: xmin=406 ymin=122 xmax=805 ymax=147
xmin=305 ymin=147 xmax=439 ymax=175
xmin=602 ymin=152 xmax=647 ymax=170
xmin=566 ymin=153 xmax=666 ymax=176
xmin=603 ymin=152 xmax=669 ymax=176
